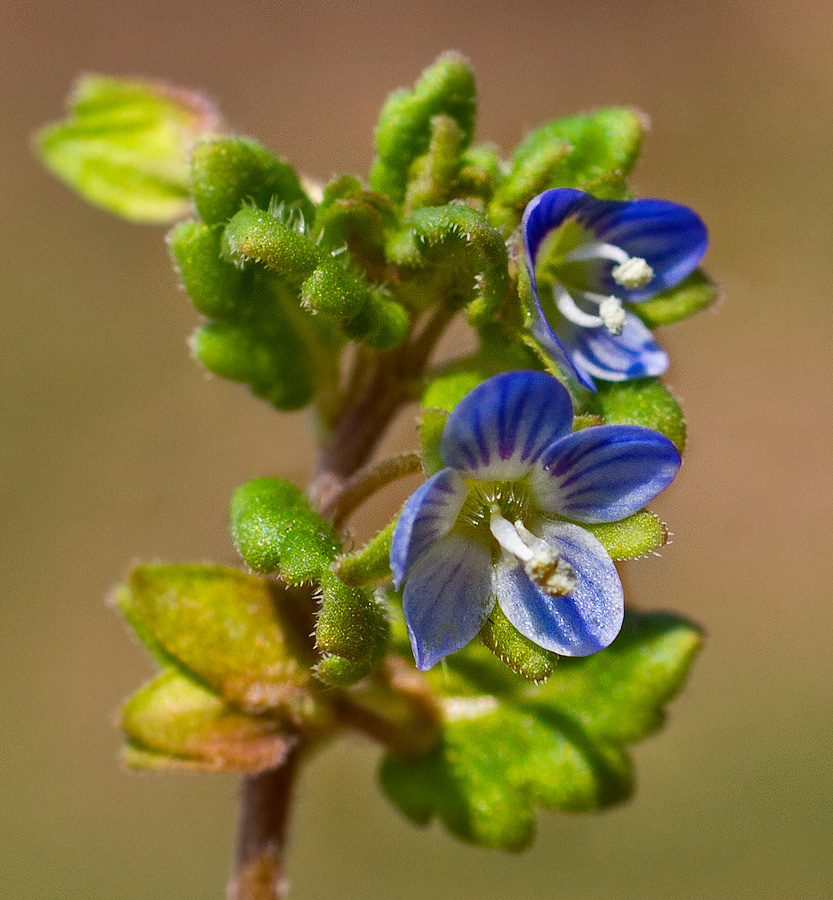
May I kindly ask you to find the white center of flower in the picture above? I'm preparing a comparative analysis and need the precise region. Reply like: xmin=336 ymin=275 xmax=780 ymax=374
xmin=563 ymin=240 xmax=654 ymax=289
xmin=489 ymin=506 xmax=577 ymax=597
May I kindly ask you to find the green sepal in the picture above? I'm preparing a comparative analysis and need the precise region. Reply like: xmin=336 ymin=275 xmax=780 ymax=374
xmin=230 ymin=478 xmax=340 ymax=583
xmin=404 ymin=114 xmax=465 ymax=213
xmin=488 ymin=137 xmax=571 ymax=234
xmin=190 ymin=135 xmax=313 ymax=225
xmin=584 ymin=509 xmax=668 ymax=560
xmin=388 ymin=204 xmax=509 ymax=323
xmin=629 ymin=269 xmax=718 ymax=328
xmin=456 ymin=144 xmax=502 ymax=205
xmin=313 ymin=176 xmax=397 ymax=276
xmin=168 ymin=222 xmax=245 ymax=321
xmin=314 ymin=570 xmax=389 ymax=685
xmin=120 ymin=564 xmax=316 ymax=718
xmin=380 ymin=610 xmax=702 ymax=851
xmin=595 ymin=378 xmax=686 ymax=452
xmin=315 ymin=654 xmax=377 ymax=688
xmin=121 ymin=668 xmax=297 ymax=772
xmin=371 ymin=52 xmax=476 ymax=204
xmin=490 ymin=108 xmax=644 ymax=234
xmin=37 ymin=75 xmax=218 ymax=223
xmin=417 ymin=408 xmax=449 ymax=477
xmin=478 ymin=605 xmax=559 ymax=683
xmin=222 ymin=206 xmax=320 ymax=280
xmin=301 ymin=258 xmax=409 ymax=350
xmin=333 ymin=519 xmax=396 ymax=587
xmin=190 ymin=318 xmax=315 ymax=411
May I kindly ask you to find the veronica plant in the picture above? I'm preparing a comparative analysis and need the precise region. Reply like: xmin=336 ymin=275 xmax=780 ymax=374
xmin=37 ymin=54 xmax=716 ymax=898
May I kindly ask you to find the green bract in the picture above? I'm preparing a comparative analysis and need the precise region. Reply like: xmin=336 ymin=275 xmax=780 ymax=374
xmin=381 ymin=611 xmax=702 ymax=850
xmin=37 ymin=75 xmax=218 ymax=222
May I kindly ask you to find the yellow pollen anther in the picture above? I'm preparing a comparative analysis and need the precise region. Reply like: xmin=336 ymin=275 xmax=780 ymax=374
xmin=612 ymin=256 xmax=654 ymax=289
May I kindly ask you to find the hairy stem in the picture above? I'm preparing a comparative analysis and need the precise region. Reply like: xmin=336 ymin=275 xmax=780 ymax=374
xmin=227 ymin=745 xmax=303 ymax=900
xmin=322 ymin=451 xmax=422 ymax=529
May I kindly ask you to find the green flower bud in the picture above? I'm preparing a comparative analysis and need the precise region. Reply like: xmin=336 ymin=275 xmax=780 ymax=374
xmin=230 ymin=478 xmax=340 ymax=582
xmin=404 ymin=114 xmax=465 ymax=213
xmin=191 ymin=135 xmax=314 ymax=225
xmin=595 ymin=378 xmax=686 ymax=452
xmin=371 ymin=52 xmax=476 ymax=203
xmin=190 ymin=319 xmax=315 ymax=411
xmin=168 ymin=222 xmax=245 ymax=321
xmin=315 ymin=570 xmax=389 ymax=685
xmin=223 ymin=206 xmax=320 ymax=281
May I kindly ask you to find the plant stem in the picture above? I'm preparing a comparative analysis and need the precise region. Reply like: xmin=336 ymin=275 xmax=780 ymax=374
xmin=227 ymin=745 xmax=303 ymax=900
xmin=230 ymin=305 xmax=453 ymax=900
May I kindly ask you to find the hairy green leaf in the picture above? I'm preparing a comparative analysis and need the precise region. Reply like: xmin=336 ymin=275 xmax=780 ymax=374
xmin=122 ymin=564 xmax=316 ymax=718
xmin=37 ymin=75 xmax=218 ymax=222
xmin=630 ymin=269 xmax=718 ymax=328
xmin=380 ymin=610 xmax=701 ymax=850
xmin=121 ymin=669 xmax=297 ymax=772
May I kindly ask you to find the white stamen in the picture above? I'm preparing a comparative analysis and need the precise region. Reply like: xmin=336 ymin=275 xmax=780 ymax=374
xmin=489 ymin=508 xmax=576 ymax=597
xmin=611 ymin=256 xmax=654 ymax=289
xmin=563 ymin=241 xmax=630 ymax=266
xmin=554 ymin=284 xmax=603 ymax=328
xmin=598 ymin=295 xmax=626 ymax=335
xmin=562 ymin=240 xmax=654 ymax=290
xmin=489 ymin=506 xmax=533 ymax=562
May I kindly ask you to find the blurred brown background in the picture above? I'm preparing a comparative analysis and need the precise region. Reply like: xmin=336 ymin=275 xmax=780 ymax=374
xmin=3 ymin=1 xmax=832 ymax=898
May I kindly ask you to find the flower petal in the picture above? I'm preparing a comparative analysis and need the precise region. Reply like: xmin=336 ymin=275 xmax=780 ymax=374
xmin=573 ymin=197 xmax=708 ymax=301
xmin=522 ymin=188 xmax=708 ymax=304
xmin=522 ymin=189 xmax=592 ymax=389
xmin=402 ymin=531 xmax=495 ymax=670
xmin=556 ymin=310 xmax=669 ymax=386
xmin=390 ymin=468 xmax=467 ymax=588
xmin=440 ymin=370 xmax=575 ymax=479
xmin=493 ymin=521 xmax=623 ymax=656
xmin=530 ymin=425 xmax=681 ymax=523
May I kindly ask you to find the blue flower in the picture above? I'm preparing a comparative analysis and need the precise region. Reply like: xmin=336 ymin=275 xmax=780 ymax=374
xmin=522 ymin=188 xmax=708 ymax=391
xmin=390 ymin=371 xmax=681 ymax=671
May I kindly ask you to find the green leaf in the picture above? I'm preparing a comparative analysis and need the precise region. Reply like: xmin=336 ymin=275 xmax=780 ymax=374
xmin=122 ymin=564 xmax=316 ymax=717
xmin=371 ymin=52 xmax=476 ymax=203
xmin=630 ymin=269 xmax=718 ymax=328
xmin=584 ymin=509 xmax=668 ymax=560
xmin=37 ymin=75 xmax=218 ymax=223
xmin=230 ymin=478 xmax=340 ymax=583
xmin=190 ymin=136 xmax=313 ymax=225
xmin=121 ymin=669 xmax=296 ymax=772
xmin=380 ymin=610 xmax=702 ymax=850
xmin=595 ymin=378 xmax=686 ymax=452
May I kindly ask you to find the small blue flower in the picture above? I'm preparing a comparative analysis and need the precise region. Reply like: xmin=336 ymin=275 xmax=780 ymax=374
xmin=390 ymin=371 xmax=682 ymax=670
xmin=522 ymin=188 xmax=708 ymax=391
